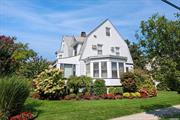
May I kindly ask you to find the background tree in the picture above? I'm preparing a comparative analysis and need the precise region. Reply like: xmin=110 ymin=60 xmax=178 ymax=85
xmin=0 ymin=35 xmax=36 ymax=75
xmin=0 ymin=35 xmax=49 ymax=79
xmin=17 ymin=56 xmax=50 ymax=79
xmin=125 ymin=39 xmax=146 ymax=69
xmin=137 ymin=13 xmax=180 ymax=92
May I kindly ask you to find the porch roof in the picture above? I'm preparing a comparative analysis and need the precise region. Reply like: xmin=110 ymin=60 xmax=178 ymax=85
xmin=83 ymin=55 xmax=127 ymax=61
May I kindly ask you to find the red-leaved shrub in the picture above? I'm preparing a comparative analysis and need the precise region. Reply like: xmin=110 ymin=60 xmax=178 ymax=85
xmin=10 ymin=112 xmax=34 ymax=120
xmin=139 ymin=89 xmax=149 ymax=98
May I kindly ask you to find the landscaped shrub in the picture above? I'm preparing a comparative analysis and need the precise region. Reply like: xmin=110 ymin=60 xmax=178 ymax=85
xmin=115 ymin=95 xmax=123 ymax=99
xmin=134 ymin=69 xmax=157 ymax=96
xmin=0 ymin=76 xmax=30 ymax=120
xmin=67 ymin=75 xmax=92 ymax=94
xmin=130 ymin=92 xmax=137 ymax=98
xmin=139 ymin=89 xmax=149 ymax=98
xmin=93 ymin=79 xmax=107 ymax=95
xmin=157 ymin=82 xmax=169 ymax=91
xmin=10 ymin=112 xmax=36 ymax=120
xmin=64 ymin=93 xmax=77 ymax=100
xmin=82 ymin=92 xmax=92 ymax=100
xmin=121 ymin=72 xmax=137 ymax=92
xmin=109 ymin=87 xmax=123 ymax=95
xmin=134 ymin=92 xmax=141 ymax=98
xmin=123 ymin=92 xmax=130 ymax=98
xmin=33 ymin=68 xmax=65 ymax=99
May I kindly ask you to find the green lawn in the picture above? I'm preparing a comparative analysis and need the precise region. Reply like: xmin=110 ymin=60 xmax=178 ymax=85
xmin=25 ymin=91 xmax=180 ymax=120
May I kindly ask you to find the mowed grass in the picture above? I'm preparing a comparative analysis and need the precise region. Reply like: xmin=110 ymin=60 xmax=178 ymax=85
xmin=25 ymin=91 xmax=180 ymax=120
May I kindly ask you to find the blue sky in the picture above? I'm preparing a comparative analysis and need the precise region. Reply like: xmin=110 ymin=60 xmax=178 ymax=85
xmin=0 ymin=0 xmax=179 ymax=60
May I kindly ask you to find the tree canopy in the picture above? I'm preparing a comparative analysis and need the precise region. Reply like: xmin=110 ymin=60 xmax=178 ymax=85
xmin=137 ymin=13 xmax=180 ymax=91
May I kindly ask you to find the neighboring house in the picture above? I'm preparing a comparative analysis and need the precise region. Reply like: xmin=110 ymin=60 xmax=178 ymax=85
xmin=55 ymin=19 xmax=133 ymax=86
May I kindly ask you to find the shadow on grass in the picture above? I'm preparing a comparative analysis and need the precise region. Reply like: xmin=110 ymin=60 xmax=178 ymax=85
xmin=141 ymin=104 xmax=180 ymax=118
xmin=24 ymin=101 xmax=44 ymax=118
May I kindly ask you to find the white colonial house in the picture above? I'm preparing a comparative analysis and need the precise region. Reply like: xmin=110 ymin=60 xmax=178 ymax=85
xmin=55 ymin=19 xmax=133 ymax=86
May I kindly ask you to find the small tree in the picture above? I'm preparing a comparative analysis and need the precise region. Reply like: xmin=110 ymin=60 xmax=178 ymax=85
xmin=93 ymin=79 xmax=107 ymax=95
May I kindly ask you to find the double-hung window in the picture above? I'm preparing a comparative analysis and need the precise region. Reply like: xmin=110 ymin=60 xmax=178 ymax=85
xmin=119 ymin=63 xmax=124 ymax=78
xmin=86 ymin=63 xmax=90 ymax=76
xmin=112 ymin=62 xmax=118 ymax=78
xmin=97 ymin=44 xmax=103 ymax=55
xmin=101 ymin=62 xmax=107 ymax=78
xmin=115 ymin=47 xmax=120 ymax=56
xmin=93 ymin=62 xmax=99 ymax=77
xmin=106 ymin=27 xmax=110 ymax=36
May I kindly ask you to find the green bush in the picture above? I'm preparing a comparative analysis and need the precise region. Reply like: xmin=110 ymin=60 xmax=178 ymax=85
xmin=121 ymin=72 xmax=137 ymax=92
xmin=67 ymin=75 xmax=92 ymax=94
xmin=109 ymin=87 xmax=123 ymax=94
xmin=157 ymin=82 xmax=170 ymax=91
xmin=134 ymin=69 xmax=156 ymax=95
xmin=93 ymin=79 xmax=107 ymax=95
xmin=0 ymin=76 xmax=30 ymax=119
xmin=33 ymin=68 xmax=65 ymax=99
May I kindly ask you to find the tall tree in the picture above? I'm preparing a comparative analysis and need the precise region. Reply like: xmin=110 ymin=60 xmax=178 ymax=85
xmin=125 ymin=39 xmax=146 ymax=69
xmin=137 ymin=13 xmax=180 ymax=91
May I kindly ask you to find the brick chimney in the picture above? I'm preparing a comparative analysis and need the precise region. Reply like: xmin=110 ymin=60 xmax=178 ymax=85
xmin=81 ymin=32 xmax=86 ymax=37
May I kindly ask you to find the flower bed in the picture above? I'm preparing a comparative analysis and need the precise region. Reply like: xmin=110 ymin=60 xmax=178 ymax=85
xmin=10 ymin=112 xmax=37 ymax=120
xmin=55 ymin=89 xmax=157 ymax=100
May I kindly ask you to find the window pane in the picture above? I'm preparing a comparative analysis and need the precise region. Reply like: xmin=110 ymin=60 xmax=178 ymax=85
xmin=93 ymin=62 xmax=99 ymax=77
xmin=112 ymin=62 xmax=117 ymax=70
xmin=86 ymin=63 xmax=90 ymax=76
xmin=98 ymin=50 xmax=102 ymax=55
xmin=119 ymin=63 xmax=124 ymax=77
xmin=106 ymin=27 xmax=110 ymax=36
xmin=126 ymin=67 xmax=129 ymax=72
xmin=101 ymin=62 xmax=107 ymax=78
xmin=112 ymin=62 xmax=117 ymax=78
xmin=64 ymin=64 xmax=73 ymax=78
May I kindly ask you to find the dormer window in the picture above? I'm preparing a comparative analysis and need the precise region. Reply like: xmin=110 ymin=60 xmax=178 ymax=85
xmin=106 ymin=27 xmax=110 ymax=36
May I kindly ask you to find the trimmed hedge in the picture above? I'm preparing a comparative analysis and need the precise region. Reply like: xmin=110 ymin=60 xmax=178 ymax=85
xmin=93 ymin=79 xmax=107 ymax=95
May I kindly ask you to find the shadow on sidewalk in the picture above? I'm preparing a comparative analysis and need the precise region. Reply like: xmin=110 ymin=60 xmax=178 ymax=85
xmin=141 ymin=104 xmax=180 ymax=118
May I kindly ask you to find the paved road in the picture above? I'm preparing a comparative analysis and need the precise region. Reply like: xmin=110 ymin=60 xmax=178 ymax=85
xmin=111 ymin=105 xmax=180 ymax=120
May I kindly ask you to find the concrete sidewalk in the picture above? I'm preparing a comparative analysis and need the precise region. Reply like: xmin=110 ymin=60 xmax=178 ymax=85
xmin=111 ymin=105 xmax=180 ymax=120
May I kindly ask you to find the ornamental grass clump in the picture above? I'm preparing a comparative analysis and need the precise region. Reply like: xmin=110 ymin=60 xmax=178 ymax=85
xmin=33 ymin=68 xmax=65 ymax=99
xmin=0 ymin=76 xmax=30 ymax=120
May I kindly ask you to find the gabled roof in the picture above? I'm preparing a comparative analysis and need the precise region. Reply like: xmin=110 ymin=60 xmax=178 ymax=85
xmin=79 ymin=19 xmax=110 ymax=58
xmin=87 ymin=19 xmax=109 ymax=37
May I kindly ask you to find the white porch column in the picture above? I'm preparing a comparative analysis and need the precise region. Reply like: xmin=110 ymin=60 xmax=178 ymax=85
xmin=124 ymin=63 xmax=126 ymax=72
xmin=90 ymin=62 xmax=93 ymax=78
xmin=117 ymin=62 xmax=120 ymax=78
xmin=99 ymin=62 xmax=101 ymax=78
xmin=107 ymin=61 xmax=112 ymax=78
